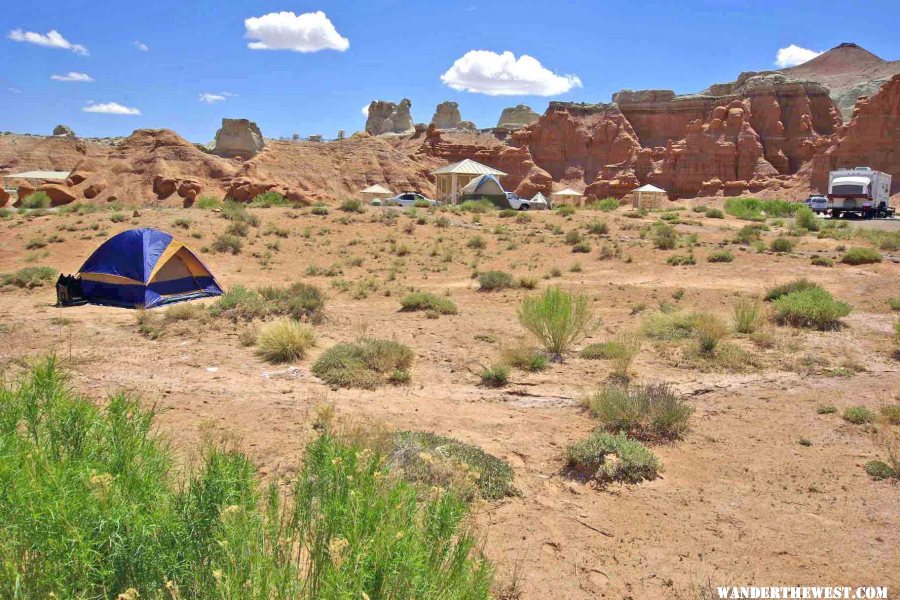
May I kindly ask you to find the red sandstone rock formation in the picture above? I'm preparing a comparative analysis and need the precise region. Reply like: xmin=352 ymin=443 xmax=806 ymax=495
xmin=811 ymin=74 xmax=900 ymax=194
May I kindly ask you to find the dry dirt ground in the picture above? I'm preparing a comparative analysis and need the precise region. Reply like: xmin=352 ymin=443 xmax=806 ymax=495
xmin=1 ymin=202 xmax=898 ymax=599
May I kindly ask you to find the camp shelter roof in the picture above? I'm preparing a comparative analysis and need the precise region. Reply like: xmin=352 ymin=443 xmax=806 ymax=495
xmin=360 ymin=184 xmax=393 ymax=194
xmin=553 ymin=187 xmax=583 ymax=196
xmin=2 ymin=170 xmax=70 ymax=180
xmin=634 ymin=184 xmax=666 ymax=193
xmin=430 ymin=159 xmax=506 ymax=177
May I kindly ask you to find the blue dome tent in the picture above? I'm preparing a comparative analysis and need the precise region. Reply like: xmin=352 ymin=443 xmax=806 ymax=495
xmin=71 ymin=228 xmax=223 ymax=308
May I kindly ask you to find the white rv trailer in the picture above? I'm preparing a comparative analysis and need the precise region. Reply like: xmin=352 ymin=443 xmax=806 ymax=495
xmin=827 ymin=167 xmax=893 ymax=219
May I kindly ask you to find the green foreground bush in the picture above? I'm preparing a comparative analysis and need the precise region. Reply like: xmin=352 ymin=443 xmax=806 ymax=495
xmin=390 ymin=431 xmax=517 ymax=500
xmin=566 ymin=432 xmax=660 ymax=484
xmin=0 ymin=358 xmax=492 ymax=598
xmin=0 ymin=266 xmax=57 ymax=289
xmin=583 ymin=382 xmax=692 ymax=441
xmin=771 ymin=287 xmax=851 ymax=330
xmin=840 ymin=247 xmax=882 ymax=265
xmin=518 ymin=286 xmax=597 ymax=360
xmin=210 ymin=282 xmax=324 ymax=322
xmin=399 ymin=292 xmax=458 ymax=315
xmin=312 ymin=337 xmax=413 ymax=389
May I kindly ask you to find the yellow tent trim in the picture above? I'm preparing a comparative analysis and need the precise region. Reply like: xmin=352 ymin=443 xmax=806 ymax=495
xmin=79 ymin=272 xmax=144 ymax=286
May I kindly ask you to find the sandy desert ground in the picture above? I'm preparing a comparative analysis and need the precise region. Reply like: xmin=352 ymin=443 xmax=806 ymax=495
xmin=0 ymin=201 xmax=898 ymax=599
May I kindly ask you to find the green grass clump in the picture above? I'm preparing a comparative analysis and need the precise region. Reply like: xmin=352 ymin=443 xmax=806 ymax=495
xmin=880 ymin=404 xmax=900 ymax=425
xmin=840 ymin=247 xmax=882 ymax=265
xmin=110 ymin=212 xmax=127 ymax=223
xmin=478 ymin=364 xmax=510 ymax=388
xmin=210 ymin=282 xmax=324 ymax=322
xmin=457 ymin=199 xmax=494 ymax=213
xmin=764 ymin=278 xmax=820 ymax=301
xmin=391 ymin=431 xmax=516 ymax=500
xmin=811 ymin=256 xmax=833 ymax=267
xmin=842 ymin=406 xmax=876 ymax=424
xmin=732 ymin=297 xmax=764 ymax=334
xmin=221 ymin=200 xmax=260 ymax=226
xmin=586 ymin=220 xmax=608 ymax=235
xmin=596 ymin=197 xmax=619 ymax=212
xmin=652 ymin=223 xmax=678 ymax=249
xmin=583 ymin=382 xmax=692 ymax=441
xmin=704 ymin=207 xmax=724 ymax=218
xmin=256 ymin=319 xmax=315 ymax=363
xmin=794 ymin=205 xmax=819 ymax=231
xmin=887 ymin=298 xmax=900 ymax=311
xmin=477 ymin=270 xmax=515 ymax=291
xmin=566 ymin=431 xmax=660 ymax=484
xmin=707 ymin=250 xmax=734 ymax=263
xmin=771 ymin=287 xmax=851 ymax=330
xmin=467 ymin=235 xmax=487 ymax=249
xmin=250 ymin=191 xmax=291 ymax=207
xmin=500 ymin=345 xmax=548 ymax=372
xmin=734 ymin=223 xmax=767 ymax=244
xmin=666 ymin=253 xmax=695 ymax=266
xmin=816 ymin=405 xmax=837 ymax=414
xmin=339 ymin=198 xmax=365 ymax=213
xmin=572 ymin=241 xmax=592 ymax=253
xmin=0 ymin=266 xmax=57 ymax=289
xmin=865 ymin=460 xmax=897 ymax=480
xmin=769 ymin=236 xmax=794 ymax=253
xmin=312 ymin=338 xmax=413 ymax=389
xmin=194 ymin=195 xmax=223 ymax=209
xmin=642 ymin=310 xmax=724 ymax=342
xmin=399 ymin=292 xmax=458 ymax=315
xmin=518 ymin=286 xmax=597 ymax=360
xmin=0 ymin=357 xmax=493 ymax=598
xmin=20 ymin=191 xmax=51 ymax=209
xmin=212 ymin=233 xmax=243 ymax=254
xmin=724 ymin=197 xmax=798 ymax=221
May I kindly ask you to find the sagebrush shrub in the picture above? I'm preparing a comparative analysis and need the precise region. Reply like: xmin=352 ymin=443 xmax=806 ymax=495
xmin=840 ymin=247 xmax=882 ymax=265
xmin=518 ymin=286 xmax=597 ymax=359
xmin=566 ymin=431 xmax=660 ymax=484
xmin=771 ymin=287 xmax=850 ymax=330
xmin=312 ymin=338 xmax=413 ymax=389
xmin=477 ymin=270 xmax=514 ymax=291
xmin=584 ymin=382 xmax=692 ymax=441
xmin=399 ymin=292 xmax=457 ymax=315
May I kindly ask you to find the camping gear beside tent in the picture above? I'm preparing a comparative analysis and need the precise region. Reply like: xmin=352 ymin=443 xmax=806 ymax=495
xmin=64 ymin=228 xmax=223 ymax=308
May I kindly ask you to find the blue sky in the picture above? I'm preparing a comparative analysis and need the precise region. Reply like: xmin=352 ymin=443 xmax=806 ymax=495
xmin=1 ymin=0 xmax=898 ymax=142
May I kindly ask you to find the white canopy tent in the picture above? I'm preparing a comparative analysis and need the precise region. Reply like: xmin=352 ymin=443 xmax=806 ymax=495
xmin=431 ymin=159 xmax=506 ymax=204
xmin=552 ymin=187 xmax=584 ymax=207
xmin=359 ymin=184 xmax=394 ymax=202
xmin=631 ymin=184 xmax=667 ymax=209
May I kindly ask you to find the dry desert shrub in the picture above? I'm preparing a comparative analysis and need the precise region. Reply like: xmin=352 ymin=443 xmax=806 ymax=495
xmin=255 ymin=319 xmax=315 ymax=363
xmin=518 ymin=286 xmax=597 ymax=360
xmin=583 ymin=382 xmax=692 ymax=442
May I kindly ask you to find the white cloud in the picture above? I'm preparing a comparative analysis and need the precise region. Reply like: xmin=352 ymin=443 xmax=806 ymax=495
xmin=134 ymin=40 xmax=149 ymax=51
xmin=8 ymin=29 xmax=88 ymax=56
xmin=775 ymin=44 xmax=822 ymax=68
xmin=83 ymin=102 xmax=141 ymax=115
xmin=244 ymin=10 xmax=349 ymax=53
xmin=441 ymin=50 xmax=582 ymax=96
xmin=8 ymin=87 xmax=22 ymax=94
xmin=199 ymin=92 xmax=233 ymax=104
xmin=361 ymin=104 xmax=370 ymax=117
xmin=51 ymin=71 xmax=94 ymax=82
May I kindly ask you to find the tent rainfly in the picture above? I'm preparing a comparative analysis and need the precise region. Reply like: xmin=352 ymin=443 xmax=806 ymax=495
xmin=459 ymin=174 xmax=506 ymax=199
xmin=67 ymin=228 xmax=224 ymax=309
xmin=430 ymin=159 xmax=506 ymax=204
xmin=631 ymin=184 xmax=667 ymax=209
xmin=552 ymin=187 xmax=584 ymax=207
xmin=359 ymin=184 xmax=393 ymax=201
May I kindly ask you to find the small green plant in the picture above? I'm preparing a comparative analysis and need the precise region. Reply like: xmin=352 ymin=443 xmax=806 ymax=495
xmin=794 ymin=205 xmax=819 ymax=231
xmin=816 ymin=405 xmax=837 ymax=414
xmin=666 ymin=253 xmax=695 ymax=266
xmin=842 ymin=406 xmax=876 ymax=425
xmin=517 ymin=276 xmax=538 ymax=290
xmin=586 ymin=220 xmax=609 ymax=235
xmin=865 ymin=460 xmax=896 ymax=480
xmin=572 ymin=241 xmax=592 ymax=253
xmin=769 ymin=236 xmax=794 ymax=253
xmin=477 ymin=270 xmax=515 ymax=291
xmin=880 ymin=404 xmax=900 ymax=425
xmin=390 ymin=431 xmax=516 ymax=500
xmin=597 ymin=197 xmax=619 ymax=212
xmin=566 ymin=431 xmax=660 ymax=484
xmin=212 ymin=233 xmax=242 ymax=254
xmin=771 ymin=287 xmax=851 ymax=330
xmin=500 ymin=345 xmax=548 ymax=372
xmin=312 ymin=338 xmax=414 ymax=389
xmin=811 ymin=256 xmax=833 ymax=267
xmin=339 ymin=198 xmax=365 ymax=213
xmin=840 ymin=247 xmax=882 ymax=265
xmin=764 ymin=278 xmax=820 ymax=301
xmin=732 ymin=297 xmax=764 ymax=334
xmin=518 ymin=286 xmax=597 ymax=360
xmin=887 ymin=298 xmax=900 ymax=311
xmin=20 ymin=191 xmax=51 ymax=209
xmin=0 ymin=266 xmax=57 ymax=289
xmin=250 ymin=191 xmax=290 ymax=207
xmin=311 ymin=204 xmax=329 ymax=216
xmin=467 ymin=235 xmax=486 ymax=249
xmin=707 ymin=250 xmax=734 ymax=263
xmin=652 ymin=223 xmax=678 ymax=249
xmin=704 ymin=207 xmax=724 ymax=219
xmin=256 ymin=319 xmax=316 ymax=363
xmin=399 ymin=292 xmax=458 ymax=315
xmin=479 ymin=364 xmax=510 ymax=388
xmin=556 ymin=204 xmax=576 ymax=217
xmin=194 ymin=195 xmax=223 ymax=209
